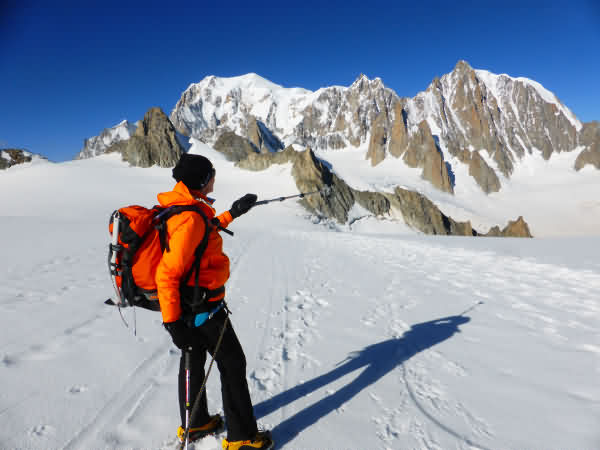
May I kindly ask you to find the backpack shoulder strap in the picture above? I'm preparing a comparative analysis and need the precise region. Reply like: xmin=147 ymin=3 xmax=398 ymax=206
xmin=156 ymin=205 xmax=233 ymax=307
xmin=154 ymin=205 xmax=211 ymax=285
xmin=155 ymin=205 xmax=210 ymax=253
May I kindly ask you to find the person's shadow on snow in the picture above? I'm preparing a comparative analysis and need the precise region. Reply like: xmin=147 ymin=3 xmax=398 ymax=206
xmin=254 ymin=315 xmax=470 ymax=447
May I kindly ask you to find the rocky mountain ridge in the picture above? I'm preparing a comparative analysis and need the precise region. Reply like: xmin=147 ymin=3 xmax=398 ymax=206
xmin=72 ymin=62 xmax=600 ymax=237
xmin=107 ymin=108 xmax=186 ymax=168
xmin=0 ymin=149 xmax=47 ymax=170
xmin=88 ymin=108 xmax=187 ymax=168
xmin=168 ymin=61 xmax=598 ymax=194
xmin=238 ymin=146 xmax=532 ymax=237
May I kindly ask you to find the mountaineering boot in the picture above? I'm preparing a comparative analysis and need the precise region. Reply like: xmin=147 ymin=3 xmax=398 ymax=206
xmin=222 ymin=430 xmax=274 ymax=449
xmin=177 ymin=414 xmax=225 ymax=443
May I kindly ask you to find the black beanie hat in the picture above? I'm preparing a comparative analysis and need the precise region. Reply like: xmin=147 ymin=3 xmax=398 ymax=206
xmin=172 ymin=153 xmax=215 ymax=190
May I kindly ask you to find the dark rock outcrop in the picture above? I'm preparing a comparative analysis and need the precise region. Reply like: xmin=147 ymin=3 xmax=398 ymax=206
xmin=460 ymin=150 xmax=502 ymax=194
xmin=293 ymin=149 xmax=355 ymax=224
xmin=501 ymin=216 xmax=533 ymax=237
xmin=575 ymin=122 xmax=600 ymax=170
xmin=246 ymin=117 xmax=284 ymax=153
xmin=366 ymin=111 xmax=389 ymax=166
xmin=389 ymin=187 xmax=474 ymax=236
xmin=213 ymin=132 xmax=258 ymax=162
xmin=353 ymin=190 xmax=391 ymax=216
xmin=236 ymin=146 xmax=532 ymax=236
xmin=0 ymin=149 xmax=33 ymax=169
xmin=238 ymin=146 xmax=354 ymax=223
xmin=366 ymin=109 xmax=455 ymax=194
xmin=237 ymin=145 xmax=297 ymax=171
xmin=387 ymin=103 xmax=410 ymax=158
xmin=484 ymin=216 xmax=533 ymax=238
xmin=108 ymin=107 xmax=184 ymax=168
xmin=0 ymin=149 xmax=47 ymax=170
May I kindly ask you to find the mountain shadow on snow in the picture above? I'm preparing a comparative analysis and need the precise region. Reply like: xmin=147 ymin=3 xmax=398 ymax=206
xmin=254 ymin=315 xmax=470 ymax=447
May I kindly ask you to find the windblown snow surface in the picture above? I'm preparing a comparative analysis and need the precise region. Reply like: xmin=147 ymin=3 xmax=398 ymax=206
xmin=0 ymin=149 xmax=599 ymax=450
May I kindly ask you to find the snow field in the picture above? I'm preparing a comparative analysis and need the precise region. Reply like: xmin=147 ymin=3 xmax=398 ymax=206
xmin=313 ymin=141 xmax=600 ymax=238
xmin=0 ymin=154 xmax=599 ymax=449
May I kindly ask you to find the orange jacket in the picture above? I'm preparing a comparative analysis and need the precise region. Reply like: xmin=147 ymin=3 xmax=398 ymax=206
xmin=155 ymin=181 xmax=234 ymax=323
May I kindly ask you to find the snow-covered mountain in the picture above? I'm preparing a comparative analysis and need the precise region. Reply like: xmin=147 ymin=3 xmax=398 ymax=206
xmin=73 ymin=62 xmax=599 ymax=237
xmin=77 ymin=62 xmax=599 ymax=191
xmin=169 ymin=61 xmax=598 ymax=194
xmin=169 ymin=72 xmax=399 ymax=158
xmin=76 ymin=120 xmax=138 ymax=159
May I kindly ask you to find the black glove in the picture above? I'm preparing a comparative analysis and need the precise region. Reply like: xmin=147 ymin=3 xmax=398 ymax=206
xmin=229 ymin=193 xmax=257 ymax=219
xmin=163 ymin=320 xmax=191 ymax=349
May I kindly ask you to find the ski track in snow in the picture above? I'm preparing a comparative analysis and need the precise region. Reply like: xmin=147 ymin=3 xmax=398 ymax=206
xmin=62 ymin=344 xmax=172 ymax=450
xmin=1 ymin=219 xmax=599 ymax=448
xmin=238 ymin=232 xmax=500 ymax=448
xmin=248 ymin=234 xmax=330 ymax=433
xmin=1 ymin=238 xmax=184 ymax=449
xmin=318 ymin=233 xmax=598 ymax=449
xmin=348 ymin=237 xmax=494 ymax=449
xmin=229 ymin=231 xmax=597 ymax=449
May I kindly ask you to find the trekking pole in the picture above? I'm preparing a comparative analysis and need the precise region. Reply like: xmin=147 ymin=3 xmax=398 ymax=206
xmin=178 ymin=314 xmax=230 ymax=450
xmin=253 ymin=185 xmax=332 ymax=207
xmin=184 ymin=347 xmax=192 ymax=450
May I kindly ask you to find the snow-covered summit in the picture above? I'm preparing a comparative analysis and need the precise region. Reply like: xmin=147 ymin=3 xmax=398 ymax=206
xmin=170 ymin=73 xmax=315 ymax=144
xmin=76 ymin=119 xmax=138 ymax=160
xmin=171 ymin=62 xmax=591 ymax=174
xmin=176 ymin=66 xmax=591 ymax=198
xmin=403 ymin=60 xmax=588 ymax=189
xmin=170 ymin=71 xmax=401 ymax=152
xmin=474 ymin=68 xmax=582 ymax=131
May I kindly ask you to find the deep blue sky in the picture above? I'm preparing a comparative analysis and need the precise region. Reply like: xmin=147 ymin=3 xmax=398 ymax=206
xmin=2 ymin=0 xmax=599 ymax=162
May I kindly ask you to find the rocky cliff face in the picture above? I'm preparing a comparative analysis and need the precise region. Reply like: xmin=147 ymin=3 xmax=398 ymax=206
xmin=575 ymin=122 xmax=600 ymax=170
xmin=75 ymin=64 xmax=593 ymax=236
xmin=213 ymin=131 xmax=259 ymax=162
xmin=237 ymin=146 xmax=532 ymax=237
xmin=170 ymin=73 xmax=457 ymax=193
xmin=170 ymin=62 xmax=597 ymax=197
xmin=103 ymin=107 xmax=185 ymax=168
xmin=410 ymin=61 xmax=582 ymax=185
xmin=238 ymin=146 xmax=355 ymax=223
xmin=0 ymin=149 xmax=47 ymax=170
xmin=484 ymin=216 xmax=532 ymax=238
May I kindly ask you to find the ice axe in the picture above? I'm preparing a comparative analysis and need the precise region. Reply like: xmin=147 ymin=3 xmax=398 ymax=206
xmin=252 ymin=185 xmax=332 ymax=207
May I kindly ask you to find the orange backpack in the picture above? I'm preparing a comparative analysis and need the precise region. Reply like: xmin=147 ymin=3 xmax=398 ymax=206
xmin=107 ymin=205 xmax=209 ymax=311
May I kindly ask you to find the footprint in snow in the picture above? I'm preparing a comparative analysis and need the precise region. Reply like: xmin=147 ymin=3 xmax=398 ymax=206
xmin=68 ymin=385 xmax=88 ymax=394
xmin=250 ymin=368 xmax=277 ymax=391
xmin=30 ymin=424 xmax=55 ymax=437
xmin=581 ymin=344 xmax=600 ymax=354
xmin=2 ymin=354 xmax=18 ymax=367
xmin=315 ymin=298 xmax=329 ymax=307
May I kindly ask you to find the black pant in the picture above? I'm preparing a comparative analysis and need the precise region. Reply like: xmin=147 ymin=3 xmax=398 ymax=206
xmin=178 ymin=309 xmax=258 ymax=441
